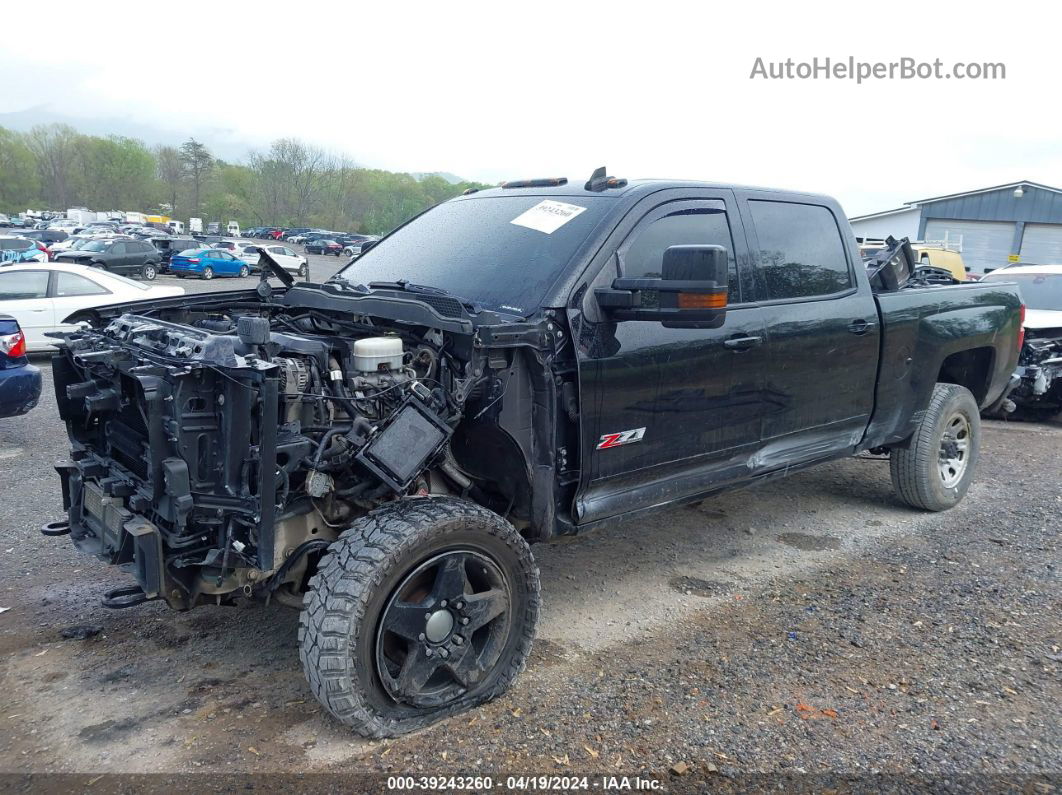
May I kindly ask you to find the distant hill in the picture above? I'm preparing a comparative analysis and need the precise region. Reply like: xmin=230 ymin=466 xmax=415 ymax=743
xmin=0 ymin=106 xmax=258 ymax=163
xmin=0 ymin=108 xmax=475 ymax=182
xmin=410 ymin=172 xmax=466 ymax=185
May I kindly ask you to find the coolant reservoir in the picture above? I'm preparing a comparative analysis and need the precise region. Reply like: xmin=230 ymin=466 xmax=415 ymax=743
xmin=352 ymin=337 xmax=404 ymax=372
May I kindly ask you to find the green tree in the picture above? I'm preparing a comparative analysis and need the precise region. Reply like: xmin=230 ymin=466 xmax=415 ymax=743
xmin=25 ymin=124 xmax=81 ymax=208
xmin=179 ymin=138 xmax=214 ymax=216
xmin=0 ymin=128 xmax=40 ymax=210
xmin=155 ymin=145 xmax=184 ymax=213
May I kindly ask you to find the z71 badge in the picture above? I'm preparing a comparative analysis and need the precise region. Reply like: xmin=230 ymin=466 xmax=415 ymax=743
xmin=596 ymin=427 xmax=646 ymax=450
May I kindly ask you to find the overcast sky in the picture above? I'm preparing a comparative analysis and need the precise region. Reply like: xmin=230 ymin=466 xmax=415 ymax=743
xmin=3 ymin=0 xmax=1060 ymax=215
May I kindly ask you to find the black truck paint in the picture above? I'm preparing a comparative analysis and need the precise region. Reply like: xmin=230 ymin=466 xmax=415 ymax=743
xmin=47 ymin=176 xmax=1023 ymax=735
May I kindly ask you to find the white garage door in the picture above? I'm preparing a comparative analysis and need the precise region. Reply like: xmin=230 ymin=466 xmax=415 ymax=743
xmin=923 ymin=219 xmax=1014 ymax=273
xmin=1020 ymin=223 xmax=1062 ymax=266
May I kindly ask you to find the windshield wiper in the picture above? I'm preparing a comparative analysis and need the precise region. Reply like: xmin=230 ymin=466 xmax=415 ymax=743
xmin=366 ymin=280 xmax=481 ymax=312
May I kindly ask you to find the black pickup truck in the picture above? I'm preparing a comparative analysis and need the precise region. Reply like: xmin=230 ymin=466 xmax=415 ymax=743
xmin=46 ymin=170 xmax=1023 ymax=737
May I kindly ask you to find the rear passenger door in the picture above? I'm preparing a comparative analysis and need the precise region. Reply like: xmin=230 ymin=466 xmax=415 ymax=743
xmin=738 ymin=193 xmax=880 ymax=466
xmin=51 ymin=271 xmax=112 ymax=333
xmin=107 ymin=242 xmax=128 ymax=273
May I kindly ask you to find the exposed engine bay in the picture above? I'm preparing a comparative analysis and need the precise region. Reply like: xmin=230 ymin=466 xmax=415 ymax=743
xmin=50 ymin=281 xmax=563 ymax=610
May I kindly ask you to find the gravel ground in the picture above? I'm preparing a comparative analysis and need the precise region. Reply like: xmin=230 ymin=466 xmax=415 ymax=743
xmin=0 ymin=257 xmax=1058 ymax=789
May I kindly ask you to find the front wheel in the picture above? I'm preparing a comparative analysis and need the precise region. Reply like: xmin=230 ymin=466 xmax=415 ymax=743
xmin=299 ymin=497 xmax=540 ymax=738
xmin=298 ymin=263 xmax=308 ymax=278
xmin=201 ymin=266 xmax=214 ymax=280
xmin=891 ymin=383 xmax=980 ymax=511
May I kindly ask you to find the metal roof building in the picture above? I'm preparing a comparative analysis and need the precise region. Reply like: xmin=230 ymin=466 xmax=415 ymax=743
xmin=848 ymin=181 xmax=1062 ymax=273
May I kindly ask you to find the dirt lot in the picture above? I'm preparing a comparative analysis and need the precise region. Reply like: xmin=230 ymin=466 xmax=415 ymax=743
xmin=0 ymin=254 xmax=1058 ymax=788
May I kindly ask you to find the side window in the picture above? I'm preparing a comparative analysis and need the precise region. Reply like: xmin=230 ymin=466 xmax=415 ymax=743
xmin=110 ymin=242 xmax=126 ymax=255
xmin=749 ymin=201 xmax=852 ymax=300
xmin=55 ymin=272 xmax=110 ymax=297
xmin=620 ymin=203 xmax=740 ymax=300
xmin=270 ymin=246 xmax=284 ymax=255
xmin=284 ymin=248 xmax=295 ymax=257
xmin=0 ymin=271 xmax=49 ymax=300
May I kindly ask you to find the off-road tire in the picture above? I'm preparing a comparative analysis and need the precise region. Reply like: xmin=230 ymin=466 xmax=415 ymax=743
xmin=891 ymin=383 xmax=980 ymax=511
xmin=299 ymin=497 xmax=539 ymax=738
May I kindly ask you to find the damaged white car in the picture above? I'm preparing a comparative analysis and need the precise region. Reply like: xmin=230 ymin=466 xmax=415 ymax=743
xmin=982 ymin=264 xmax=1062 ymax=417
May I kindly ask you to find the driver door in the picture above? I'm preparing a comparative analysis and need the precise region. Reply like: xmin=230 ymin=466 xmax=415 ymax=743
xmin=573 ymin=194 xmax=771 ymax=524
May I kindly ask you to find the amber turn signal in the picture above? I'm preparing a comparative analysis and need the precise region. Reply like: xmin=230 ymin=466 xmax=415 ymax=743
xmin=676 ymin=292 xmax=727 ymax=310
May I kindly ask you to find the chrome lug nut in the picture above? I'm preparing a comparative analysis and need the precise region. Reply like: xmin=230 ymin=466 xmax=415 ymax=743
xmin=425 ymin=648 xmax=434 ymax=657
xmin=418 ymin=633 xmax=426 ymax=641
xmin=455 ymin=600 xmax=465 ymax=610
xmin=440 ymin=599 xmax=448 ymax=608
xmin=461 ymin=617 xmax=470 ymax=625
xmin=453 ymin=635 xmax=464 ymax=646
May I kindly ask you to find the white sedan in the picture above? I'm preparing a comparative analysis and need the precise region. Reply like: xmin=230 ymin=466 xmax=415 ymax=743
xmin=252 ymin=243 xmax=309 ymax=278
xmin=0 ymin=263 xmax=184 ymax=351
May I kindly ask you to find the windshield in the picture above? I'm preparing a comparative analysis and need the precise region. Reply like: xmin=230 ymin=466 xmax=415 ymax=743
xmin=982 ymin=272 xmax=1062 ymax=312
xmin=336 ymin=195 xmax=613 ymax=314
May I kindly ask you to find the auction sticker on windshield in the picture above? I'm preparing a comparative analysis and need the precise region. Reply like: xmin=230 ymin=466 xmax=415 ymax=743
xmin=510 ymin=200 xmax=587 ymax=234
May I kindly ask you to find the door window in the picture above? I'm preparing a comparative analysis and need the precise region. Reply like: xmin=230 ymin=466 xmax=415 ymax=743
xmin=109 ymin=242 xmax=127 ymax=255
xmin=620 ymin=203 xmax=740 ymax=300
xmin=55 ymin=272 xmax=110 ymax=297
xmin=748 ymin=201 xmax=852 ymax=300
xmin=0 ymin=271 xmax=50 ymax=299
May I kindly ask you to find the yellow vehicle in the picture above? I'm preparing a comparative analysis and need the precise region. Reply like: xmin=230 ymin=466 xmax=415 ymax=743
xmin=911 ymin=244 xmax=968 ymax=281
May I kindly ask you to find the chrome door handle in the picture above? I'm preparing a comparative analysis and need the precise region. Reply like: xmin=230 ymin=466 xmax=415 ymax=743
xmin=723 ymin=335 xmax=763 ymax=351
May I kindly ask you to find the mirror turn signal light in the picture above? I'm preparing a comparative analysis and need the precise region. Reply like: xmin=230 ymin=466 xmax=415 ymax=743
xmin=676 ymin=292 xmax=727 ymax=310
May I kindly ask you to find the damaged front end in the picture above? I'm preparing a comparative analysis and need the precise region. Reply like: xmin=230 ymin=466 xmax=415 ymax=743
xmin=48 ymin=275 xmax=550 ymax=611
xmin=1012 ymin=327 xmax=1062 ymax=413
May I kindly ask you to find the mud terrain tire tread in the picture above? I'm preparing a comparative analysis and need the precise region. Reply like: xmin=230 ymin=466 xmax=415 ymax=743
xmin=298 ymin=496 xmax=539 ymax=738
xmin=890 ymin=382 xmax=980 ymax=511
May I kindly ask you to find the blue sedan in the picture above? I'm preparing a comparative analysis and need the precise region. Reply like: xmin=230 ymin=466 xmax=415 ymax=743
xmin=169 ymin=248 xmax=251 ymax=280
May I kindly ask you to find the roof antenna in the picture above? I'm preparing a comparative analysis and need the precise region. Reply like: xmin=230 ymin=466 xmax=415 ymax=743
xmin=585 ymin=166 xmax=608 ymax=192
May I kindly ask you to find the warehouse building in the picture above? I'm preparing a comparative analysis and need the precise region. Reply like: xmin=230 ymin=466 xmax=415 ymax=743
xmin=848 ymin=181 xmax=1062 ymax=273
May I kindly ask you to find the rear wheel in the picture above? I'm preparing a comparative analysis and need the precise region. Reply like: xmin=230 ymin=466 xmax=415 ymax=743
xmin=299 ymin=497 xmax=540 ymax=738
xmin=141 ymin=263 xmax=157 ymax=281
xmin=891 ymin=383 xmax=980 ymax=511
xmin=201 ymin=266 xmax=214 ymax=280
xmin=238 ymin=264 xmax=250 ymax=278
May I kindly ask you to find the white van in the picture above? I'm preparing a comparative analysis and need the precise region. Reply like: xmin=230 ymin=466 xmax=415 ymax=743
xmin=227 ymin=221 xmax=241 ymax=237
xmin=167 ymin=220 xmax=185 ymax=235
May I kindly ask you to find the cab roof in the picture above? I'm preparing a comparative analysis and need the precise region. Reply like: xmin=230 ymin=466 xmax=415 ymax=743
xmin=455 ymin=174 xmax=836 ymax=206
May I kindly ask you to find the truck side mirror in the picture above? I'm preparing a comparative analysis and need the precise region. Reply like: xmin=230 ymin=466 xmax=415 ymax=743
xmin=595 ymin=244 xmax=729 ymax=328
